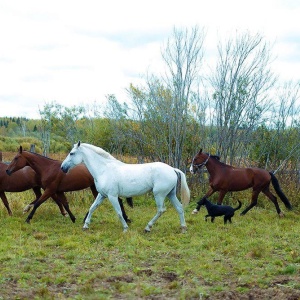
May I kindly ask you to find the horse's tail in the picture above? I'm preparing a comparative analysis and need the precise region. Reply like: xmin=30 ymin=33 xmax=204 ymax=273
xmin=234 ymin=200 xmax=242 ymax=211
xmin=175 ymin=169 xmax=190 ymax=206
xmin=269 ymin=172 xmax=293 ymax=210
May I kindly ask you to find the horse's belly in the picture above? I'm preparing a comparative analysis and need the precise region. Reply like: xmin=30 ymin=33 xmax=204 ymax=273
xmin=119 ymin=185 xmax=151 ymax=197
xmin=227 ymin=180 xmax=252 ymax=191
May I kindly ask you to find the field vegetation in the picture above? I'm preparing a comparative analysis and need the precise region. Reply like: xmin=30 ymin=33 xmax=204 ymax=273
xmin=0 ymin=167 xmax=299 ymax=299
xmin=1 ymin=27 xmax=300 ymax=299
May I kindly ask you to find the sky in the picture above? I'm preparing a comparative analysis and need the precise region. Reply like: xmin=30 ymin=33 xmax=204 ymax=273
xmin=0 ymin=0 xmax=299 ymax=119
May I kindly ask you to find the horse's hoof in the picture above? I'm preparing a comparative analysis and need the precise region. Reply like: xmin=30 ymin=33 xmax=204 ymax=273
xmin=25 ymin=219 xmax=31 ymax=224
xmin=181 ymin=226 xmax=187 ymax=234
xmin=192 ymin=209 xmax=199 ymax=215
xmin=279 ymin=212 xmax=285 ymax=218
xmin=82 ymin=227 xmax=89 ymax=231
xmin=123 ymin=228 xmax=129 ymax=233
xmin=126 ymin=219 xmax=132 ymax=223
xmin=23 ymin=205 xmax=33 ymax=213
xmin=144 ymin=229 xmax=151 ymax=233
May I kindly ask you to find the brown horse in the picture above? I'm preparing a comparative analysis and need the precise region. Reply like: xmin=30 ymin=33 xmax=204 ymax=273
xmin=0 ymin=162 xmax=67 ymax=216
xmin=190 ymin=149 xmax=292 ymax=217
xmin=6 ymin=146 xmax=132 ymax=223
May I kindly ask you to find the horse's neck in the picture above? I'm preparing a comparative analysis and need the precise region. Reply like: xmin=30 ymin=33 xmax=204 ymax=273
xmin=81 ymin=149 xmax=113 ymax=178
xmin=24 ymin=152 xmax=54 ymax=174
xmin=206 ymin=158 xmax=225 ymax=176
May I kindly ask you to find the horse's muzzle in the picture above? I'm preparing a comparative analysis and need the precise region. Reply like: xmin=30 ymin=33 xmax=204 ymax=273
xmin=61 ymin=166 xmax=68 ymax=173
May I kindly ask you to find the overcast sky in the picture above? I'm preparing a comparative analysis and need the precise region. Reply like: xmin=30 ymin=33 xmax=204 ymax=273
xmin=0 ymin=0 xmax=299 ymax=119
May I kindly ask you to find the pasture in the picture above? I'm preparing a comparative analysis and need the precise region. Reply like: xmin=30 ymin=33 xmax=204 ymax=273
xmin=0 ymin=187 xmax=300 ymax=299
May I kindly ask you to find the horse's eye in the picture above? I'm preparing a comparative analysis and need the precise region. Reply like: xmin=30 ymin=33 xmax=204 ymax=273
xmin=70 ymin=152 xmax=74 ymax=156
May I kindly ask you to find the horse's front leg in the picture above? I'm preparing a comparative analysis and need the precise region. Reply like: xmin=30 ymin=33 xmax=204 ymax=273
xmin=216 ymin=191 xmax=227 ymax=205
xmin=83 ymin=194 xmax=105 ymax=230
xmin=0 ymin=191 xmax=12 ymax=216
xmin=192 ymin=188 xmax=215 ymax=214
xmin=240 ymin=190 xmax=259 ymax=216
xmin=108 ymin=196 xmax=129 ymax=232
xmin=25 ymin=190 xmax=52 ymax=223
xmin=23 ymin=187 xmax=42 ymax=213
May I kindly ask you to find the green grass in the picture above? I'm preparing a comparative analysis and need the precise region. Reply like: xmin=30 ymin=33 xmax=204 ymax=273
xmin=0 ymin=190 xmax=299 ymax=299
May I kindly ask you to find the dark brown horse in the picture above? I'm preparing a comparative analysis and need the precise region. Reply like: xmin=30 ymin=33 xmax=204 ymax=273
xmin=0 ymin=162 xmax=67 ymax=216
xmin=190 ymin=149 xmax=292 ymax=217
xmin=6 ymin=146 xmax=132 ymax=223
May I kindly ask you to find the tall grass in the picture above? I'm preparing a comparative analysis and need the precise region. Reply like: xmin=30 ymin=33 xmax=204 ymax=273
xmin=0 ymin=189 xmax=299 ymax=299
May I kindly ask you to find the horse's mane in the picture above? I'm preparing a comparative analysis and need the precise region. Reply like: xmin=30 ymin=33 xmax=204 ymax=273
xmin=209 ymin=154 xmax=220 ymax=161
xmin=207 ymin=153 xmax=232 ymax=167
xmin=24 ymin=150 xmax=58 ymax=161
xmin=80 ymin=143 xmax=116 ymax=160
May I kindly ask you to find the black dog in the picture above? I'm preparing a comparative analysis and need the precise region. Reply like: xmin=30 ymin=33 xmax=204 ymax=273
xmin=197 ymin=197 xmax=242 ymax=224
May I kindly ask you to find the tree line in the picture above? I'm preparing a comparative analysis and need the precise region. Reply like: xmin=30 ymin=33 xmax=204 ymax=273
xmin=1 ymin=27 xmax=300 ymax=180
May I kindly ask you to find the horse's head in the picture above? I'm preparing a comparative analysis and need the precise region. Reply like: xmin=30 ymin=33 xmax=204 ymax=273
xmin=61 ymin=141 xmax=83 ymax=173
xmin=189 ymin=149 xmax=210 ymax=174
xmin=6 ymin=146 xmax=27 ymax=175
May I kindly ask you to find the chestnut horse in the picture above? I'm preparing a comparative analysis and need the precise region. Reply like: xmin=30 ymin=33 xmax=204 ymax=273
xmin=0 ymin=162 xmax=67 ymax=216
xmin=6 ymin=146 xmax=132 ymax=224
xmin=190 ymin=149 xmax=292 ymax=217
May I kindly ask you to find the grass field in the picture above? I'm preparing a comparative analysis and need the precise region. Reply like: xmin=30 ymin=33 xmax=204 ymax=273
xmin=0 ymin=189 xmax=300 ymax=299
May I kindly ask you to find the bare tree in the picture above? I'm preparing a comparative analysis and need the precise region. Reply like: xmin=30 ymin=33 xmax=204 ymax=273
xmin=161 ymin=26 xmax=205 ymax=168
xmin=106 ymin=26 xmax=206 ymax=169
xmin=266 ymin=81 xmax=300 ymax=170
xmin=210 ymin=31 xmax=276 ymax=164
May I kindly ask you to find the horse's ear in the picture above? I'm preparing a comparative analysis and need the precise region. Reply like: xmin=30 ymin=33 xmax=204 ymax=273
xmin=19 ymin=146 xmax=23 ymax=153
xmin=77 ymin=141 xmax=81 ymax=147
xmin=199 ymin=148 xmax=202 ymax=154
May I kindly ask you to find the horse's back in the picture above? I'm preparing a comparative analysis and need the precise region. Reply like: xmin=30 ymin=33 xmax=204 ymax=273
xmin=99 ymin=161 xmax=178 ymax=198
xmin=218 ymin=166 xmax=270 ymax=191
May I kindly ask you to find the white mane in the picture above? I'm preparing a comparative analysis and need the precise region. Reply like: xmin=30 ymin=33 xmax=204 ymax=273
xmin=79 ymin=143 xmax=116 ymax=160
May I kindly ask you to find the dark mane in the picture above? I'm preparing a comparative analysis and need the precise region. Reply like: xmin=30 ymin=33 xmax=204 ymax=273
xmin=24 ymin=150 xmax=58 ymax=162
xmin=206 ymin=153 xmax=220 ymax=161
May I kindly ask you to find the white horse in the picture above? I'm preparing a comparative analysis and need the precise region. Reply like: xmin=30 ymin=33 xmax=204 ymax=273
xmin=61 ymin=141 xmax=190 ymax=233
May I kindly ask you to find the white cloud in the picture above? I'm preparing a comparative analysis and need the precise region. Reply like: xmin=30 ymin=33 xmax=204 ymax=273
xmin=0 ymin=0 xmax=299 ymax=119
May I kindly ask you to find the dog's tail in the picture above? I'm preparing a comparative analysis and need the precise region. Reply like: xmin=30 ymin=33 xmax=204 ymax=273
xmin=269 ymin=172 xmax=292 ymax=210
xmin=234 ymin=200 xmax=242 ymax=211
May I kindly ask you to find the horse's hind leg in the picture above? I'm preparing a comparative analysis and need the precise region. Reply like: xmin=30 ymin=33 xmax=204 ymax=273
xmin=0 ymin=191 xmax=12 ymax=216
xmin=55 ymin=192 xmax=76 ymax=223
xmin=168 ymin=190 xmax=187 ymax=233
xmin=51 ymin=194 xmax=68 ymax=216
xmin=145 ymin=195 xmax=167 ymax=232
xmin=118 ymin=197 xmax=131 ymax=223
xmin=83 ymin=194 xmax=106 ymax=230
xmin=262 ymin=188 xmax=283 ymax=217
